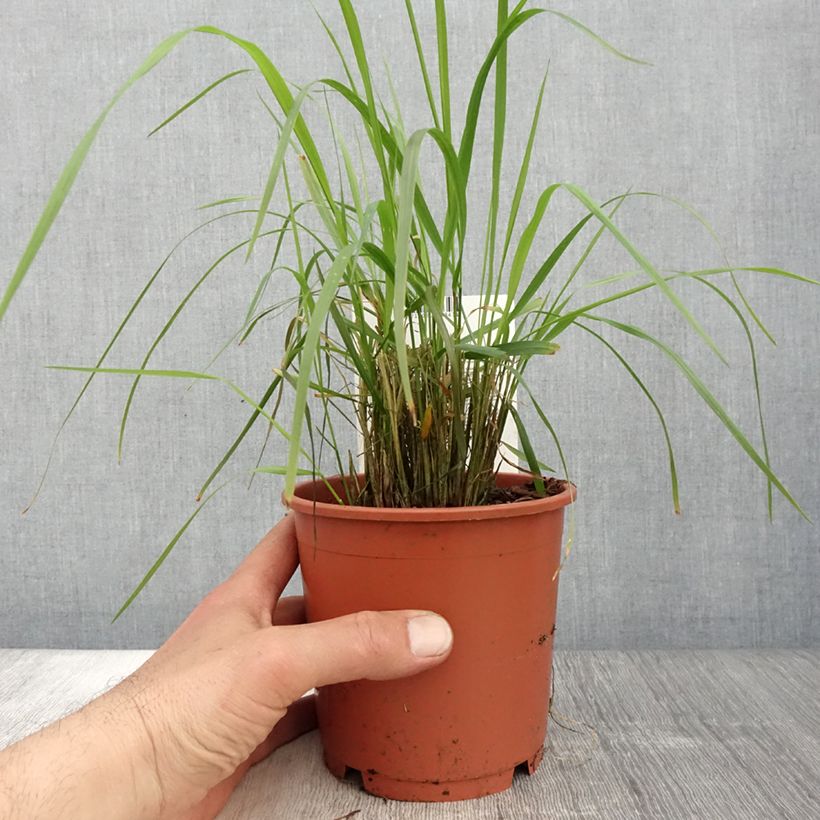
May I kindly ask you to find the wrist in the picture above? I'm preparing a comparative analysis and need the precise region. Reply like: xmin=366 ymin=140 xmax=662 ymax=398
xmin=0 ymin=679 xmax=165 ymax=820
xmin=83 ymin=678 xmax=168 ymax=818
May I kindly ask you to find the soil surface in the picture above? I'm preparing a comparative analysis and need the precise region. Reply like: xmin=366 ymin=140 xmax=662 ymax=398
xmin=485 ymin=477 xmax=567 ymax=505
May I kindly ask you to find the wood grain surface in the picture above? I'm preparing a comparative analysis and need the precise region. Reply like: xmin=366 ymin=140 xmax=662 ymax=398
xmin=1 ymin=649 xmax=818 ymax=818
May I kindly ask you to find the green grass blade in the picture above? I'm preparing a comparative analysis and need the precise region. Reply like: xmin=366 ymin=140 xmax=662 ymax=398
xmin=3 ymin=23 xmax=341 ymax=322
xmin=548 ymin=266 xmax=820 ymax=342
xmin=393 ymin=129 xmax=426 ymax=423
xmin=503 ymin=444 xmax=554 ymax=474
xmin=539 ymin=8 xmax=650 ymax=64
xmin=434 ymin=0 xmax=451 ymax=138
xmin=48 ymin=364 xmax=338 ymax=490
xmin=404 ymin=0 xmax=441 ymax=129
xmin=336 ymin=0 xmax=393 ymax=212
xmin=459 ymin=8 xmax=543 ymax=181
xmin=253 ymin=466 xmax=318 ymax=476
xmin=322 ymin=78 xmax=443 ymax=253
xmin=51 ymin=365 xmax=219 ymax=379
xmin=516 ymin=373 xmax=572 ymax=484
xmin=246 ymin=83 xmax=315 ymax=260
xmin=197 ymin=376 xmax=282 ymax=500
xmin=255 ymin=463 xmax=343 ymax=503
xmin=147 ymin=68 xmax=252 ymax=136
xmin=49 ymin=365 xmax=282 ymax=431
xmin=586 ymin=314 xmax=808 ymax=519
xmin=577 ymin=322 xmax=680 ymax=513
xmin=197 ymin=195 xmax=259 ymax=210
xmin=427 ymin=126 xmax=467 ymax=299
xmin=117 ymin=231 xmax=280 ymax=460
xmin=512 ymin=370 xmax=576 ymax=569
xmin=508 ymin=213 xmax=594 ymax=323
xmin=636 ymin=190 xmax=777 ymax=344
xmin=547 ymin=190 xmax=631 ymax=316
xmin=298 ymin=155 xmax=345 ymax=246
xmin=562 ymin=182 xmax=726 ymax=363
xmin=421 ymin=286 xmax=468 ymax=460
xmin=585 ymin=265 xmax=819 ymax=290
xmin=112 ymin=482 xmax=226 ymax=621
xmin=323 ymin=89 xmax=356 ymax=243
xmin=508 ymin=404 xmax=546 ymax=495
xmin=485 ymin=0 xmax=509 ymax=291
xmin=284 ymin=202 xmax=378 ymax=499
xmin=315 ymin=9 xmax=358 ymax=90
xmin=498 ymin=67 xmax=548 ymax=277
xmin=285 ymin=245 xmax=357 ymax=499
xmin=195 ymin=25 xmax=332 ymax=200
xmin=328 ymin=300 xmax=381 ymax=401
xmin=505 ymin=184 xmax=561 ymax=309
xmin=1 ymin=29 xmax=193 ymax=322
xmin=245 ymin=218 xmax=291 ymax=327
xmin=335 ymin=126 xmax=365 ymax=223
xmin=515 ymin=374 xmax=575 ymax=565
xmin=558 ymin=188 xmax=779 ymax=346
xmin=458 ymin=339 xmax=559 ymax=359
xmin=693 ymin=275 xmax=774 ymax=519
xmin=22 ymin=208 xmax=251 ymax=512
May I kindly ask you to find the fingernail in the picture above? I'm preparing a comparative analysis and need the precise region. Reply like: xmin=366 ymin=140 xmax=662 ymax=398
xmin=407 ymin=614 xmax=453 ymax=657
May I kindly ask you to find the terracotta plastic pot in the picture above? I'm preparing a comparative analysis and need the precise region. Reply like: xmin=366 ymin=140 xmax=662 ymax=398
xmin=288 ymin=472 xmax=575 ymax=802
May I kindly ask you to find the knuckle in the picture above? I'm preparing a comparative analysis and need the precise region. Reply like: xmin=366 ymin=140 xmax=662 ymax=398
xmin=352 ymin=610 xmax=388 ymax=659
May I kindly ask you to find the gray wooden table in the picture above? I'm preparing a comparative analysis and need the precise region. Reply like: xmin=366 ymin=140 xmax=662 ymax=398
xmin=0 ymin=649 xmax=818 ymax=819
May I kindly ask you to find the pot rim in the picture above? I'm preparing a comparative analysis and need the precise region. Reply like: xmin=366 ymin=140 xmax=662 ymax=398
xmin=286 ymin=472 xmax=576 ymax=522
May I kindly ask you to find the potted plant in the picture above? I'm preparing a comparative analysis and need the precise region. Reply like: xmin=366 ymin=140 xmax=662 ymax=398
xmin=2 ymin=0 xmax=814 ymax=804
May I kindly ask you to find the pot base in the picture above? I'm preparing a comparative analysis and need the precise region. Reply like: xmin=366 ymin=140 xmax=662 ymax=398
xmin=325 ymin=745 xmax=545 ymax=803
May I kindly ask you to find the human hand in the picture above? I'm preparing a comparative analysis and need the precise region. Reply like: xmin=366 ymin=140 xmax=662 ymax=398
xmin=0 ymin=515 xmax=453 ymax=819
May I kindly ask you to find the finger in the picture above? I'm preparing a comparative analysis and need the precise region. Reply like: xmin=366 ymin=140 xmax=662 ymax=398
xmin=223 ymin=515 xmax=298 ymax=613
xmin=264 ymin=610 xmax=453 ymax=703
xmin=273 ymin=595 xmax=306 ymax=626
xmin=248 ymin=694 xmax=317 ymax=765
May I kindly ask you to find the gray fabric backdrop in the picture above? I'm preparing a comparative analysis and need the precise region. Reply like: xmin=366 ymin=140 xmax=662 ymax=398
xmin=1 ymin=0 xmax=817 ymax=650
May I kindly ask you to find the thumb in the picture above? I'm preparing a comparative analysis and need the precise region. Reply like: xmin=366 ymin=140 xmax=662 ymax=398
xmin=264 ymin=610 xmax=453 ymax=703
